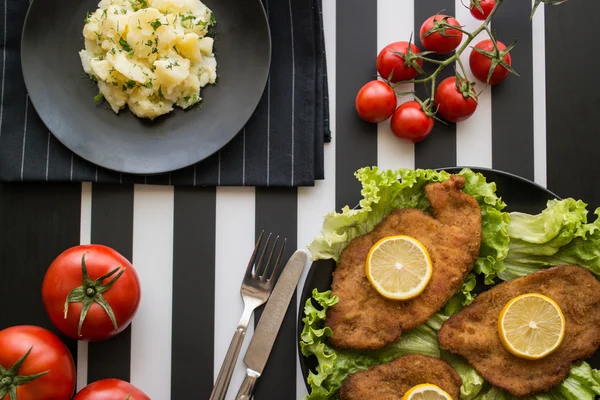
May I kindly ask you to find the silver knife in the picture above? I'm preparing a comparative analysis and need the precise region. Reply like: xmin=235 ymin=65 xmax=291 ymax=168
xmin=235 ymin=249 xmax=308 ymax=400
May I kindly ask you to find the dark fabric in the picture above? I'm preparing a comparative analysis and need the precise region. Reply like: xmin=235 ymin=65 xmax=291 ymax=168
xmin=0 ymin=0 xmax=328 ymax=187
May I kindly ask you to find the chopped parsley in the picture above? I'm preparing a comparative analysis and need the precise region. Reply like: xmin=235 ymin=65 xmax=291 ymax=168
xmin=209 ymin=13 xmax=216 ymax=26
xmin=101 ymin=9 xmax=108 ymax=21
xmin=145 ymin=81 xmax=153 ymax=89
xmin=180 ymin=14 xmax=194 ymax=29
xmin=126 ymin=80 xmax=137 ymax=89
xmin=150 ymin=19 xmax=162 ymax=31
xmin=90 ymin=74 xmax=98 ymax=82
xmin=166 ymin=60 xmax=180 ymax=70
xmin=96 ymin=55 xmax=104 ymax=61
xmin=112 ymin=81 xmax=119 ymax=87
xmin=85 ymin=11 xmax=92 ymax=23
xmin=129 ymin=0 xmax=148 ymax=11
xmin=119 ymin=37 xmax=132 ymax=52
xmin=122 ymin=84 xmax=127 ymax=92
xmin=158 ymin=86 xmax=164 ymax=99
xmin=145 ymin=40 xmax=153 ymax=47
xmin=94 ymin=92 xmax=104 ymax=102
xmin=183 ymin=96 xmax=190 ymax=102
xmin=109 ymin=48 xmax=116 ymax=55
xmin=173 ymin=45 xmax=180 ymax=55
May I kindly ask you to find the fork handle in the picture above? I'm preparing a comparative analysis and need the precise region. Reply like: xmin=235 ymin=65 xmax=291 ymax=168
xmin=210 ymin=327 xmax=247 ymax=400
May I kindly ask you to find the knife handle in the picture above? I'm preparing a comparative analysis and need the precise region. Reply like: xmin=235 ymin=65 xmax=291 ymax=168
xmin=210 ymin=327 xmax=247 ymax=400
xmin=235 ymin=369 xmax=260 ymax=400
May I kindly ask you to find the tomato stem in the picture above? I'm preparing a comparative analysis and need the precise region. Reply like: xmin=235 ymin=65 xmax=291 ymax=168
xmin=0 ymin=347 xmax=49 ymax=400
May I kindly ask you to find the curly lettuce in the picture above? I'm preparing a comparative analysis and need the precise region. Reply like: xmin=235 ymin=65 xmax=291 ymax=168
xmin=498 ymin=199 xmax=600 ymax=281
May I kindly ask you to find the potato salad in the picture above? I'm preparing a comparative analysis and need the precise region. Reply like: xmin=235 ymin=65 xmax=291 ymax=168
xmin=79 ymin=0 xmax=217 ymax=120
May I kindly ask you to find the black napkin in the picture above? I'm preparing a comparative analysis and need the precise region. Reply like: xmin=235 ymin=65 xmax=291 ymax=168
xmin=0 ymin=0 xmax=329 ymax=187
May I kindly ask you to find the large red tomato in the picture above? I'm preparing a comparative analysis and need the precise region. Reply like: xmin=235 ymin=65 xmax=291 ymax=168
xmin=376 ymin=41 xmax=423 ymax=83
xmin=355 ymin=80 xmax=397 ymax=123
xmin=73 ymin=379 xmax=150 ymax=400
xmin=42 ymin=245 xmax=141 ymax=342
xmin=0 ymin=325 xmax=76 ymax=400
xmin=419 ymin=15 xmax=463 ymax=54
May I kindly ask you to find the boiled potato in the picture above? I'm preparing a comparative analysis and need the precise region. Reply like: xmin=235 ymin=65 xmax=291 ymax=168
xmin=80 ymin=0 xmax=217 ymax=119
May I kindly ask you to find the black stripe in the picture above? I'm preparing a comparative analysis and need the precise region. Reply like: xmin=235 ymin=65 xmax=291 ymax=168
xmin=414 ymin=0 xmax=457 ymax=169
xmin=171 ymin=187 xmax=216 ymax=398
xmin=545 ymin=1 xmax=600 ymax=209
xmin=87 ymin=184 xmax=134 ymax=383
xmin=254 ymin=188 xmax=298 ymax=400
xmin=0 ymin=183 xmax=81 ymax=362
xmin=335 ymin=0 xmax=378 ymax=211
xmin=491 ymin=0 xmax=534 ymax=180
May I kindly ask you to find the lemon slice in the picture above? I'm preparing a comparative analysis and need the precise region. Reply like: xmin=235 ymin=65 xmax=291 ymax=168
xmin=403 ymin=383 xmax=453 ymax=400
xmin=365 ymin=235 xmax=432 ymax=300
xmin=498 ymin=293 xmax=566 ymax=360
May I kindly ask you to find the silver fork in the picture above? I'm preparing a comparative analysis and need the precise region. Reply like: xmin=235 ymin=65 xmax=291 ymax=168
xmin=210 ymin=231 xmax=287 ymax=400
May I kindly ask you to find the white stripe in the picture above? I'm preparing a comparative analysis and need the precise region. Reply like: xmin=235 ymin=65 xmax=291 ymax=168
xmin=242 ymin=127 xmax=246 ymax=186
xmin=288 ymin=0 xmax=296 ymax=186
xmin=0 ymin=0 xmax=7 ymax=139
xmin=20 ymin=95 xmax=28 ymax=181
xmin=376 ymin=0 xmax=415 ymax=170
xmin=532 ymin=0 xmax=547 ymax=187
xmin=214 ymin=187 xmax=256 ymax=400
xmin=296 ymin=0 xmax=337 ymax=397
xmin=77 ymin=182 xmax=92 ymax=392
xmin=130 ymin=185 xmax=174 ymax=399
xmin=455 ymin=0 xmax=493 ymax=168
xmin=45 ymin=132 xmax=51 ymax=181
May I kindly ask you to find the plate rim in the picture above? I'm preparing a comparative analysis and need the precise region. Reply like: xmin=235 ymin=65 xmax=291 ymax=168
xmin=20 ymin=0 xmax=272 ymax=175
xmin=296 ymin=166 xmax=562 ymax=392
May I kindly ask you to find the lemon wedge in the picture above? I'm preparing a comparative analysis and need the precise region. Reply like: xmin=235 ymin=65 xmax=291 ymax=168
xmin=365 ymin=235 xmax=432 ymax=300
xmin=498 ymin=293 xmax=566 ymax=360
xmin=403 ymin=383 xmax=453 ymax=400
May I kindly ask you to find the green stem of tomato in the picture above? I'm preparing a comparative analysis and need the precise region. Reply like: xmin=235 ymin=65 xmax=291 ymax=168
xmin=409 ymin=0 xmax=504 ymax=103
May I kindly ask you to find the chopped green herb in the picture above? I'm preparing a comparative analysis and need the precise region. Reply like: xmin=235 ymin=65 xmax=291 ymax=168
xmin=119 ymin=37 xmax=132 ymax=52
xmin=173 ymin=45 xmax=180 ymax=55
xmin=91 ymin=74 xmax=99 ymax=82
xmin=122 ymin=84 xmax=127 ymax=92
xmin=184 ymin=96 xmax=190 ymax=102
xmin=152 ymin=47 xmax=158 ymax=54
xmin=180 ymin=14 xmax=194 ymax=29
xmin=150 ymin=65 xmax=156 ymax=72
xmin=150 ymin=19 xmax=162 ymax=31
xmin=114 ymin=9 xmax=119 ymax=15
xmin=121 ymin=8 xmax=127 ymax=14
xmin=145 ymin=40 xmax=153 ymax=47
xmin=209 ymin=13 xmax=216 ymax=26
xmin=109 ymin=48 xmax=116 ymax=55
xmin=96 ymin=55 xmax=104 ymax=61
xmin=108 ymin=67 xmax=115 ymax=74
xmin=101 ymin=9 xmax=108 ymax=21
xmin=94 ymin=92 xmax=104 ymax=102
xmin=112 ymin=81 xmax=119 ymax=87
xmin=85 ymin=11 xmax=92 ymax=23
xmin=158 ymin=86 xmax=164 ymax=99
xmin=129 ymin=0 xmax=148 ymax=11
xmin=126 ymin=80 xmax=137 ymax=89
xmin=145 ymin=81 xmax=153 ymax=89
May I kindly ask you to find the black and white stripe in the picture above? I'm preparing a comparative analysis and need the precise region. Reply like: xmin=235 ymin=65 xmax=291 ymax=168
xmin=1 ymin=1 xmax=600 ymax=399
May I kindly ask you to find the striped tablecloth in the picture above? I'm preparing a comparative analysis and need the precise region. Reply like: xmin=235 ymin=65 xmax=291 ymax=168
xmin=0 ymin=0 xmax=598 ymax=399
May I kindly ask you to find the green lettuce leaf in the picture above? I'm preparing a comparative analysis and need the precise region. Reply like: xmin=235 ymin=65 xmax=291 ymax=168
xmin=307 ymin=167 xmax=510 ymax=283
xmin=498 ymin=200 xmax=600 ymax=281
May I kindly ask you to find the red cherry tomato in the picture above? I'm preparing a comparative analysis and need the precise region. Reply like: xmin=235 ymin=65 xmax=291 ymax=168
xmin=419 ymin=15 xmax=463 ymax=54
xmin=390 ymin=101 xmax=434 ymax=143
xmin=376 ymin=41 xmax=423 ymax=83
xmin=42 ymin=244 xmax=142 ymax=342
xmin=0 ymin=325 xmax=76 ymax=400
xmin=469 ymin=39 xmax=512 ymax=85
xmin=355 ymin=80 xmax=397 ymax=123
xmin=73 ymin=379 xmax=150 ymax=400
xmin=434 ymin=77 xmax=478 ymax=123
xmin=470 ymin=0 xmax=496 ymax=20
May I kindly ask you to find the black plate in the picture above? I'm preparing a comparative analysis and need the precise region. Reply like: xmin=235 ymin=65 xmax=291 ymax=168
xmin=297 ymin=167 xmax=599 ymax=392
xmin=21 ymin=0 xmax=271 ymax=175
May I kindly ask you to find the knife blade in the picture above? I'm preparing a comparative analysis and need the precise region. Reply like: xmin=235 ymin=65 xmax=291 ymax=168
xmin=235 ymin=249 xmax=307 ymax=399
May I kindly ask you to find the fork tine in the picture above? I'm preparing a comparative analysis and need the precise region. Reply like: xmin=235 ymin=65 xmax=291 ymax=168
xmin=259 ymin=236 xmax=279 ymax=282
xmin=268 ymin=238 xmax=287 ymax=281
xmin=244 ymin=230 xmax=264 ymax=279
xmin=253 ymin=233 xmax=272 ymax=277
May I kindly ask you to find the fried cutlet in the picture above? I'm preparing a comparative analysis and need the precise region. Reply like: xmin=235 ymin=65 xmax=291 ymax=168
xmin=327 ymin=175 xmax=482 ymax=350
xmin=339 ymin=354 xmax=462 ymax=400
xmin=438 ymin=265 xmax=600 ymax=397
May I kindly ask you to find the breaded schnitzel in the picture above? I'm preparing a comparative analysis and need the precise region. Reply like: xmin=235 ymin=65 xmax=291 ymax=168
xmin=339 ymin=354 xmax=462 ymax=400
xmin=438 ymin=265 xmax=600 ymax=397
xmin=327 ymin=175 xmax=481 ymax=350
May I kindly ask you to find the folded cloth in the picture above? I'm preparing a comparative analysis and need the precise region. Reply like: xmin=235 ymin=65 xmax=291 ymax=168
xmin=0 ymin=0 xmax=329 ymax=187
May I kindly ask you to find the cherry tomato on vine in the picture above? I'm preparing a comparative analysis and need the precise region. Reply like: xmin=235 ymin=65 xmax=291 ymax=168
xmin=470 ymin=0 xmax=496 ymax=20
xmin=434 ymin=76 xmax=478 ymax=123
xmin=73 ymin=379 xmax=150 ymax=400
xmin=419 ymin=15 xmax=463 ymax=54
xmin=390 ymin=101 xmax=434 ymax=143
xmin=469 ymin=39 xmax=512 ymax=85
xmin=42 ymin=244 xmax=142 ymax=342
xmin=355 ymin=80 xmax=397 ymax=123
xmin=376 ymin=41 xmax=423 ymax=83
xmin=0 ymin=325 xmax=76 ymax=400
